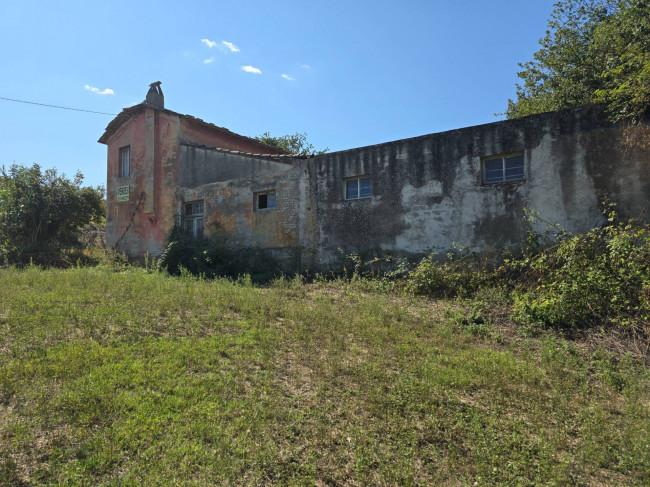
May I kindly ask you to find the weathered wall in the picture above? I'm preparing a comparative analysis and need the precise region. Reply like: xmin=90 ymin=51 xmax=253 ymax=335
xmin=105 ymin=109 xmax=152 ymax=255
xmin=304 ymin=105 xmax=650 ymax=266
xmin=105 ymin=108 xmax=182 ymax=257
xmin=106 ymin=103 xmax=648 ymax=268
xmin=179 ymin=145 xmax=292 ymax=187
xmin=178 ymin=147 xmax=305 ymax=252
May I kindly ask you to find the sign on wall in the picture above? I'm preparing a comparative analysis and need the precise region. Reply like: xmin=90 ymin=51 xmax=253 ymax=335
xmin=117 ymin=185 xmax=130 ymax=202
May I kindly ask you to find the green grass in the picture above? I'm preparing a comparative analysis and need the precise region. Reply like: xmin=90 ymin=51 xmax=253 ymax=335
xmin=1 ymin=266 xmax=649 ymax=485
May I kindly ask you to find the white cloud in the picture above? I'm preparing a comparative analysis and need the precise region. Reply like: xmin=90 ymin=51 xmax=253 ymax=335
xmin=241 ymin=65 xmax=262 ymax=74
xmin=84 ymin=85 xmax=114 ymax=95
xmin=281 ymin=74 xmax=295 ymax=81
xmin=203 ymin=57 xmax=215 ymax=64
xmin=201 ymin=38 xmax=217 ymax=48
xmin=300 ymin=64 xmax=311 ymax=70
xmin=222 ymin=41 xmax=240 ymax=52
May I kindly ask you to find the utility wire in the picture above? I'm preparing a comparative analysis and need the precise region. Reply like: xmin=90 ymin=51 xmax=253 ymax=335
xmin=0 ymin=96 xmax=119 ymax=116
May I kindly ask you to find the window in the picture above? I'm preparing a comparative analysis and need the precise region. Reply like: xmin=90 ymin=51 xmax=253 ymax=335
xmin=482 ymin=153 xmax=525 ymax=184
xmin=184 ymin=200 xmax=204 ymax=238
xmin=256 ymin=190 xmax=276 ymax=210
xmin=118 ymin=146 xmax=130 ymax=177
xmin=345 ymin=176 xmax=371 ymax=200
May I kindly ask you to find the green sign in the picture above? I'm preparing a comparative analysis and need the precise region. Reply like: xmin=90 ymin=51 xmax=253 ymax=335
xmin=117 ymin=185 xmax=130 ymax=202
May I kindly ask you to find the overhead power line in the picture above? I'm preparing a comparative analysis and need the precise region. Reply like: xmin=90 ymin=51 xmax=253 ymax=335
xmin=0 ymin=96 xmax=118 ymax=116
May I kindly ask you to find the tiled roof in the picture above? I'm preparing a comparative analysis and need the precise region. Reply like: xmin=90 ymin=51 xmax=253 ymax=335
xmin=98 ymin=102 xmax=286 ymax=155
xmin=180 ymin=143 xmax=315 ymax=162
xmin=97 ymin=104 xmax=145 ymax=144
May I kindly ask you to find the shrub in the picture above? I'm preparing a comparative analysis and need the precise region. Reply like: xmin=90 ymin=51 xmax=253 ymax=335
xmin=403 ymin=209 xmax=650 ymax=350
xmin=513 ymin=215 xmax=650 ymax=338
xmin=157 ymin=225 xmax=282 ymax=282
xmin=406 ymin=247 xmax=498 ymax=298
xmin=0 ymin=164 xmax=104 ymax=263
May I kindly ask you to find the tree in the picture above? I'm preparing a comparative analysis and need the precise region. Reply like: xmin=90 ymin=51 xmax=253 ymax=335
xmin=507 ymin=0 xmax=650 ymax=122
xmin=592 ymin=0 xmax=650 ymax=121
xmin=0 ymin=164 xmax=105 ymax=262
xmin=254 ymin=132 xmax=328 ymax=155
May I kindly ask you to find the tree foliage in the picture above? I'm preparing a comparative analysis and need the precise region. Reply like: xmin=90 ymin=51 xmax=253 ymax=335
xmin=507 ymin=0 xmax=650 ymax=121
xmin=254 ymin=132 xmax=328 ymax=155
xmin=0 ymin=164 xmax=105 ymax=262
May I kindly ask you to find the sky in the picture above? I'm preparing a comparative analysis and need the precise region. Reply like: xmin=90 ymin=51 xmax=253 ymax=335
xmin=0 ymin=0 xmax=557 ymax=189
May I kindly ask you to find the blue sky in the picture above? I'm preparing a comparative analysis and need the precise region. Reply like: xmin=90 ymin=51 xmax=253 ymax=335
xmin=0 ymin=0 xmax=556 ymax=189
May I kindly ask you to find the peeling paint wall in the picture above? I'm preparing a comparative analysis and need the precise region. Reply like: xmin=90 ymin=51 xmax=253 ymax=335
xmin=178 ymin=146 xmax=304 ymax=251
xmin=105 ymin=104 xmax=649 ymax=270
xmin=306 ymin=106 xmax=649 ymax=266
xmin=106 ymin=108 xmax=182 ymax=257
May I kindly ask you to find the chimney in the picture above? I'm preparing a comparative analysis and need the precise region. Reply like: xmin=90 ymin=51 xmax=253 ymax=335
xmin=145 ymin=81 xmax=164 ymax=108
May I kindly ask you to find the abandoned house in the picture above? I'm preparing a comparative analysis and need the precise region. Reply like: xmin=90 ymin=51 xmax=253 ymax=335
xmin=99 ymin=82 xmax=650 ymax=270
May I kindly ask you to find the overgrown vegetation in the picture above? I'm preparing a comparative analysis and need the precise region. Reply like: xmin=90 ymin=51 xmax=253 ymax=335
xmin=157 ymin=225 xmax=283 ymax=282
xmin=156 ymin=207 xmax=650 ymax=353
xmin=0 ymin=164 xmax=104 ymax=265
xmin=514 ymin=214 xmax=650 ymax=339
xmin=1 ymin=265 xmax=649 ymax=485
xmin=406 ymin=247 xmax=498 ymax=299
xmin=405 ymin=210 xmax=650 ymax=353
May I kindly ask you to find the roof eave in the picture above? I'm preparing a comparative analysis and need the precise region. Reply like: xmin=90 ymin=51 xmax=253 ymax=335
xmin=97 ymin=104 xmax=146 ymax=144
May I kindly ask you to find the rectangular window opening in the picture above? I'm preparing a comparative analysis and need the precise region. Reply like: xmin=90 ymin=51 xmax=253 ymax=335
xmin=256 ymin=190 xmax=276 ymax=210
xmin=119 ymin=146 xmax=130 ymax=177
xmin=184 ymin=200 xmax=204 ymax=238
xmin=482 ymin=153 xmax=525 ymax=184
xmin=344 ymin=176 xmax=372 ymax=200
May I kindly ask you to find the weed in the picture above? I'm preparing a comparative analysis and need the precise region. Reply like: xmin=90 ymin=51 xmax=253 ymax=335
xmin=157 ymin=225 xmax=283 ymax=282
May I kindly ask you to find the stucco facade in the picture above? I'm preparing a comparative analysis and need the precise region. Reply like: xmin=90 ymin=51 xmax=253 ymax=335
xmin=99 ymin=85 xmax=650 ymax=269
xmin=99 ymin=84 xmax=286 ymax=257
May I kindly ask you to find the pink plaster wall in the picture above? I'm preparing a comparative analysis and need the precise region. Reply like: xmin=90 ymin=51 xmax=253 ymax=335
xmin=105 ymin=105 xmax=289 ymax=257
xmin=106 ymin=108 xmax=181 ymax=255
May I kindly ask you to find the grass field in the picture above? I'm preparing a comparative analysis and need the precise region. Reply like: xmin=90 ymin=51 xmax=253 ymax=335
xmin=1 ymin=266 xmax=649 ymax=485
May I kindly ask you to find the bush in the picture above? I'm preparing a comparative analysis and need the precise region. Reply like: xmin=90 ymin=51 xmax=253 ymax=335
xmin=513 ymin=215 xmax=650 ymax=335
xmin=0 ymin=164 xmax=104 ymax=263
xmin=404 ymin=210 xmax=650 ymax=350
xmin=157 ymin=225 xmax=282 ymax=282
xmin=406 ymin=247 xmax=498 ymax=298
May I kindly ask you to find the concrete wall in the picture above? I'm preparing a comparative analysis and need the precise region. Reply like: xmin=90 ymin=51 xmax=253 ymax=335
xmin=106 ymin=104 xmax=649 ymax=269
xmin=178 ymin=146 xmax=306 ymax=252
xmin=303 ymin=105 xmax=649 ymax=266
xmin=179 ymin=145 xmax=292 ymax=187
